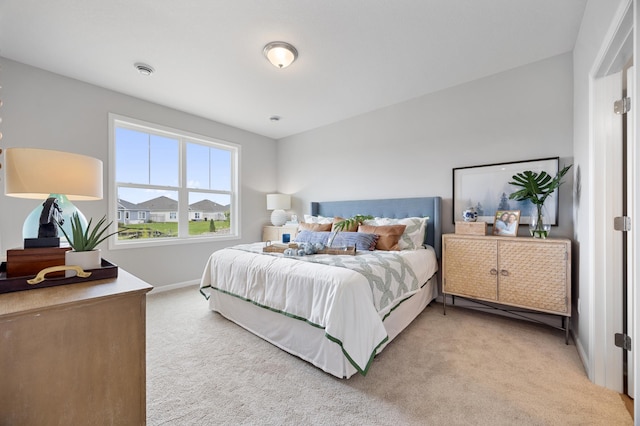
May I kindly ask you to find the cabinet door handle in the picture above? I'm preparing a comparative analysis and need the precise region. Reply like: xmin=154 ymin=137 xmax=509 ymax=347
xmin=490 ymin=268 xmax=498 ymax=275
xmin=500 ymin=269 xmax=509 ymax=276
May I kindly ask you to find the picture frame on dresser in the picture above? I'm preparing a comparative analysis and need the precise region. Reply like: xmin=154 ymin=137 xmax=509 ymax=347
xmin=453 ymin=157 xmax=559 ymax=226
xmin=492 ymin=210 xmax=520 ymax=237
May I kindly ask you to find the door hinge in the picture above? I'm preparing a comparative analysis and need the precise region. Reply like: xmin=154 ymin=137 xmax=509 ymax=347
xmin=615 ymin=333 xmax=632 ymax=351
xmin=614 ymin=97 xmax=631 ymax=114
xmin=614 ymin=216 xmax=632 ymax=232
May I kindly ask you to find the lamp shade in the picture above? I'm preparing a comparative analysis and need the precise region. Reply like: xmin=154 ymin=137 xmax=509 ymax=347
xmin=266 ymin=193 xmax=291 ymax=210
xmin=5 ymin=148 xmax=103 ymax=200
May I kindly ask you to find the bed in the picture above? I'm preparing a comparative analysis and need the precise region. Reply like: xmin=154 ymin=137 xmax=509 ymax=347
xmin=199 ymin=197 xmax=442 ymax=378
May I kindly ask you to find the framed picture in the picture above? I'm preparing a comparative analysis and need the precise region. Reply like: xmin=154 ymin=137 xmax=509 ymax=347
xmin=492 ymin=210 xmax=520 ymax=236
xmin=452 ymin=157 xmax=559 ymax=225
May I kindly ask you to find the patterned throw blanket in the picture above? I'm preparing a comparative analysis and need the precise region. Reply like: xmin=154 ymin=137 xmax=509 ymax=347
xmin=232 ymin=244 xmax=420 ymax=313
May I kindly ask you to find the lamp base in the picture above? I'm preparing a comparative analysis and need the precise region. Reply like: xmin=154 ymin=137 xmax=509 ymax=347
xmin=24 ymin=237 xmax=60 ymax=248
xmin=22 ymin=194 xmax=88 ymax=244
xmin=270 ymin=209 xmax=288 ymax=226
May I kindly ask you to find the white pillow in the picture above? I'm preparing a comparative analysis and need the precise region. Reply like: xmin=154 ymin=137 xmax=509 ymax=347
xmin=303 ymin=214 xmax=333 ymax=224
xmin=363 ymin=216 xmax=429 ymax=250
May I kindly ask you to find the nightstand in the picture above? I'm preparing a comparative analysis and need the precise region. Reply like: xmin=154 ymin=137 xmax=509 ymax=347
xmin=263 ymin=225 xmax=299 ymax=243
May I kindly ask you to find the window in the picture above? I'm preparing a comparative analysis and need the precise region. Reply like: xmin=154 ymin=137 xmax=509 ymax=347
xmin=109 ymin=114 xmax=239 ymax=248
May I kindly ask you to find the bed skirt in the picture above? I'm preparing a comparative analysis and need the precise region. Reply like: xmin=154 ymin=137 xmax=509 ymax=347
xmin=209 ymin=274 xmax=439 ymax=379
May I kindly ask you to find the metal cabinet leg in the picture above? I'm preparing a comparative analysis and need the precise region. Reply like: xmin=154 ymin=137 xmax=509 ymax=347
xmin=443 ymin=293 xmax=446 ymax=315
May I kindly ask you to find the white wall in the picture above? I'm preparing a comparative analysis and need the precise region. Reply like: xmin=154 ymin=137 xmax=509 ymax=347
xmin=278 ymin=52 xmax=575 ymax=239
xmin=572 ymin=0 xmax=626 ymax=382
xmin=0 ymin=57 xmax=277 ymax=288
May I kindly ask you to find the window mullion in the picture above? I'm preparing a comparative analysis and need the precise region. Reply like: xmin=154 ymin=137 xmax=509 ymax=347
xmin=178 ymin=138 xmax=189 ymax=237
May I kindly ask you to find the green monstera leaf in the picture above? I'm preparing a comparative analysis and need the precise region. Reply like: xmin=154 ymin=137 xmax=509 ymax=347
xmin=332 ymin=214 xmax=374 ymax=232
xmin=509 ymin=164 xmax=572 ymax=206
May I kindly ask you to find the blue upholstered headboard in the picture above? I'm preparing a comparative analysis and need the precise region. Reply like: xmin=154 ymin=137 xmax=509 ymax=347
xmin=310 ymin=197 xmax=442 ymax=258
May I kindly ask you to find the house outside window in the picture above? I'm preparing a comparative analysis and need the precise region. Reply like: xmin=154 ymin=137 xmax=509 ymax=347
xmin=109 ymin=114 xmax=239 ymax=248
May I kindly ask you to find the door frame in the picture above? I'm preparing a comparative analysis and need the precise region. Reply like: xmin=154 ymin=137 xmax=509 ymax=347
xmin=632 ymin=0 xmax=640 ymax=408
xmin=588 ymin=0 xmax=636 ymax=397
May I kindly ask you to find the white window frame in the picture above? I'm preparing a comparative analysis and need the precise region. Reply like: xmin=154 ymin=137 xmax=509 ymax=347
xmin=138 ymin=211 xmax=146 ymax=220
xmin=108 ymin=113 xmax=241 ymax=249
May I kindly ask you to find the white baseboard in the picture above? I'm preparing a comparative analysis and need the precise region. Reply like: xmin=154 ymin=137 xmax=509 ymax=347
xmin=574 ymin=334 xmax=591 ymax=380
xmin=149 ymin=279 xmax=199 ymax=294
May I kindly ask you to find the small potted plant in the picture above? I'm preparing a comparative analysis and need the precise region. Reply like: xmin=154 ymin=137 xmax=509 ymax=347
xmin=57 ymin=213 xmax=120 ymax=273
xmin=508 ymin=164 xmax=572 ymax=238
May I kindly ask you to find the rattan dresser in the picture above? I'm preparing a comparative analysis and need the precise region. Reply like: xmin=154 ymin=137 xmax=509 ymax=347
xmin=442 ymin=234 xmax=571 ymax=342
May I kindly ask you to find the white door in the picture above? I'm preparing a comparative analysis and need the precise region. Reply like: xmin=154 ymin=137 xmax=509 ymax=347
xmin=595 ymin=66 xmax=636 ymax=398
xmin=592 ymin=70 xmax=624 ymax=392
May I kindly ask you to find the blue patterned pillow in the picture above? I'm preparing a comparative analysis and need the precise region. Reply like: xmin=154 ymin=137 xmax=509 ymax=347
xmin=294 ymin=231 xmax=331 ymax=245
xmin=294 ymin=231 xmax=378 ymax=251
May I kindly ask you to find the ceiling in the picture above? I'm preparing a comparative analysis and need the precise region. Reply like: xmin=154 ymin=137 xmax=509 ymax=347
xmin=0 ymin=0 xmax=587 ymax=140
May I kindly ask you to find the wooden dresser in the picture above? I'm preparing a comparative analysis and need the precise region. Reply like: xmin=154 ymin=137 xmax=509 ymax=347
xmin=0 ymin=269 xmax=153 ymax=425
xmin=442 ymin=234 xmax=571 ymax=341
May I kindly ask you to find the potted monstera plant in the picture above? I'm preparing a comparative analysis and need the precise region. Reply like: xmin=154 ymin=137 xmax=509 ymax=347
xmin=57 ymin=213 xmax=120 ymax=273
xmin=508 ymin=164 xmax=572 ymax=238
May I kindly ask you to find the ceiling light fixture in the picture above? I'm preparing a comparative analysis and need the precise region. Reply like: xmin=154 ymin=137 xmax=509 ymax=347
xmin=263 ymin=42 xmax=298 ymax=69
xmin=134 ymin=62 xmax=155 ymax=76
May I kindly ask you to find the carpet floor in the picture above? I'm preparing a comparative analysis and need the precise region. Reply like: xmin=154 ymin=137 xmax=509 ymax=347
xmin=146 ymin=286 xmax=633 ymax=425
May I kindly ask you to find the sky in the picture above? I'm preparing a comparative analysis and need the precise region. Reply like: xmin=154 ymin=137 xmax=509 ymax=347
xmin=116 ymin=127 xmax=232 ymax=205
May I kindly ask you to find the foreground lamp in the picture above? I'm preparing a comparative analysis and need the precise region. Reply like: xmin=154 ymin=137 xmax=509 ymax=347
xmin=263 ymin=42 xmax=298 ymax=69
xmin=5 ymin=148 xmax=103 ymax=247
xmin=266 ymin=193 xmax=291 ymax=226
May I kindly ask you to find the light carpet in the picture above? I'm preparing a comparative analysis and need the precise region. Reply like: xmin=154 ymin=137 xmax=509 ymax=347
xmin=146 ymin=286 xmax=632 ymax=425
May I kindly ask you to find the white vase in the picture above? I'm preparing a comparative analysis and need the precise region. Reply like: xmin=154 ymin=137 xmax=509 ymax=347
xmin=65 ymin=249 xmax=102 ymax=277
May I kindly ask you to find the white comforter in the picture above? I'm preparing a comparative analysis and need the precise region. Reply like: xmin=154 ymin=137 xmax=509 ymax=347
xmin=200 ymin=243 xmax=438 ymax=374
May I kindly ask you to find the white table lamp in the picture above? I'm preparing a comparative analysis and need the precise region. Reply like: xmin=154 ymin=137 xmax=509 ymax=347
xmin=266 ymin=194 xmax=290 ymax=226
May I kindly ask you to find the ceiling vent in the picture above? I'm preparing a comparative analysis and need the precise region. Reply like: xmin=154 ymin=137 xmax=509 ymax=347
xmin=134 ymin=63 xmax=154 ymax=76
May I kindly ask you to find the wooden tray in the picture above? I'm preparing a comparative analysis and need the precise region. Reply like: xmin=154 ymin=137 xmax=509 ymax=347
xmin=263 ymin=243 xmax=299 ymax=253
xmin=0 ymin=259 xmax=119 ymax=294
xmin=263 ymin=243 xmax=356 ymax=256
